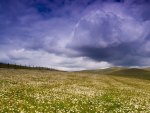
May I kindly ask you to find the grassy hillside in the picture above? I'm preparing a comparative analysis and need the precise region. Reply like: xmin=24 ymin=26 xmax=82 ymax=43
xmin=81 ymin=67 xmax=125 ymax=74
xmin=109 ymin=68 xmax=150 ymax=80
xmin=144 ymin=67 xmax=150 ymax=71
xmin=82 ymin=67 xmax=150 ymax=80
xmin=0 ymin=68 xmax=150 ymax=113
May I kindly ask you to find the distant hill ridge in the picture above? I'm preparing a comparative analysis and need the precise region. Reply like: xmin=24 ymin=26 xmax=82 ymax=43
xmin=81 ymin=67 xmax=150 ymax=80
xmin=0 ymin=62 xmax=58 ymax=71
xmin=110 ymin=68 xmax=150 ymax=80
xmin=110 ymin=68 xmax=150 ymax=75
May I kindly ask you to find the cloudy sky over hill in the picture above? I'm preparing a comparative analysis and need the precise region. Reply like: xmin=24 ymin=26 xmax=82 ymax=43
xmin=0 ymin=0 xmax=150 ymax=71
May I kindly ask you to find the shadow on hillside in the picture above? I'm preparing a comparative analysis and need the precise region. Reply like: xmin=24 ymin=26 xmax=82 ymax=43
xmin=109 ymin=68 xmax=150 ymax=80
xmin=80 ymin=68 xmax=150 ymax=80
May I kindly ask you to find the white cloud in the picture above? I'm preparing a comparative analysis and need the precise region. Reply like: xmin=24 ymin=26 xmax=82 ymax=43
xmin=0 ymin=0 xmax=150 ymax=70
xmin=0 ymin=48 xmax=112 ymax=71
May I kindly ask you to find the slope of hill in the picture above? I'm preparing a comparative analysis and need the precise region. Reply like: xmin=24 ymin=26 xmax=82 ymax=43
xmin=81 ymin=67 xmax=150 ymax=80
xmin=144 ymin=67 xmax=150 ymax=71
xmin=81 ymin=67 xmax=125 ymax=74
xmin=109 ymin=68 xmax=149 ymax=75
xmin=109 ymin=68 xmax=150 ymax=80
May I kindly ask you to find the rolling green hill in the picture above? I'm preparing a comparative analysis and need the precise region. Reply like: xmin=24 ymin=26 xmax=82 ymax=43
xmin=81 ymin=67 xmax=150 ymax=80
xmin=109 ymin=68 xmax=150 ymax=80
xmin=109 ymin=68 xmax=150 ymax=75
xmin=81 ymin=67 xmax=125 ymax=74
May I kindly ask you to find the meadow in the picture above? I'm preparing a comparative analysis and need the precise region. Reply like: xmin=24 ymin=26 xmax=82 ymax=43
xmin=0 ymin=68 xmax=150 ymax=113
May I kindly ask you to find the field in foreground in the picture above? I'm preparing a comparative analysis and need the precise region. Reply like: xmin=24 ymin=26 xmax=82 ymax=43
xmin=0 ymin=69 xmax=150 ymax=113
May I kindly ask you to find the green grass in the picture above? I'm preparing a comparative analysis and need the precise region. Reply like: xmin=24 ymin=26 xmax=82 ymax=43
xmin=108 ymin=68 xmax=150 ymax=80
xmin=0 ymin=68 xmax=150 ymax=113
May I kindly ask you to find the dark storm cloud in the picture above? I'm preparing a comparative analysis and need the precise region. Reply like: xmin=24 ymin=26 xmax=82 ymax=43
xmin=71 ymin=42 xmax=143 ymax=66
xmin=0 ymin=0 xmax=150 ymax=70
xmin=68 ymin=0 xmax=150 ymax=66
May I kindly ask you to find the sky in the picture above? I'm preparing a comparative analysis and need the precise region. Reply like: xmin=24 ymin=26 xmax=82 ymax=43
xmin=0 ymin=0 xmax=150 ymax=71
